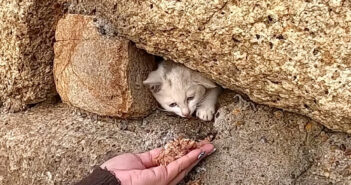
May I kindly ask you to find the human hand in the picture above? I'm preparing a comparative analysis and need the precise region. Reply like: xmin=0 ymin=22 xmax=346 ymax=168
xmin=100 ymin=143 xmax=215 ymax=185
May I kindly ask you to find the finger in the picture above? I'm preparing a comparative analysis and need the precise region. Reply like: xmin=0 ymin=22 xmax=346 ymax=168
xmin=168 ymin=146 xmax=216 ymax=185
xmin=168 ymin=158 xmax=200 ymax=185
xmin=166 ymin=143 xmax=214 ymax=180
xmin=136 ymin=148 xmax=162 ymax=168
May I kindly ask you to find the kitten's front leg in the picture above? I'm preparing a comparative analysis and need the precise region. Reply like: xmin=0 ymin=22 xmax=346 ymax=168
xmin=196 ymin=87 xmax=222 ymax=121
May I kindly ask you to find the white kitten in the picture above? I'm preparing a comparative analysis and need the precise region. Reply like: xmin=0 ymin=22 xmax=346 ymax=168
xmin=143 ymin=60 xmax=221 ymax=121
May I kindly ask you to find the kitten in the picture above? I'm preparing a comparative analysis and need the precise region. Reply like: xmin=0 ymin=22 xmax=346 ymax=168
xmin=143 ymin=60 xmax=221 ymax=121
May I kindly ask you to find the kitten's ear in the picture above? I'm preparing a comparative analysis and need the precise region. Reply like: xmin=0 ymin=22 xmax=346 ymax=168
xmin=194 ymin=74 xmax=217 ymax=89
xmin=143 ymin=71 xmax=163 ymax=93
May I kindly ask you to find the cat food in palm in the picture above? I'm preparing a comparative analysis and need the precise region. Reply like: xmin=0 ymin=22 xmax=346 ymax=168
xmin=154 ymin=137 xmax=211 ymax=166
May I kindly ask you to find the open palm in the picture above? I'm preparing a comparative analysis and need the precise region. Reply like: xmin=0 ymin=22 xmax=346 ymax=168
xmin=101 ymin=144 xmax=214 ymax=185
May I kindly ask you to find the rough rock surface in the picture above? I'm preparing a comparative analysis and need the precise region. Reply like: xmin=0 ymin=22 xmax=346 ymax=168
xmin=296 ymin=132 xmax=351 ymax=185
xmin=0 ymin=0 xmax=63 ymax=112
xmin=62 ymin=0 xmax=351 ymax=133
xmin=201 ymin=95 xmax=322 ymax=185
xmin=1 ymin=93 xmax=350 ymax=185
xmin=0 ymin=99 xmax=213 ymax=185
xmin=54 ymin=14 xmax=156 ymax=118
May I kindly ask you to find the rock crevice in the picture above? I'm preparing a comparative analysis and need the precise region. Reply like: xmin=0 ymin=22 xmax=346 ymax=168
xmin=80 ymin=0 xmax=351 ymax=133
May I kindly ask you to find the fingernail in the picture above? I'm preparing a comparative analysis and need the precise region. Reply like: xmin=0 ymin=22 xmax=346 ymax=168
xmin=198 ymin=151 xmax=206 ymax=159
xmin=210 ymin=148 xmax=217 ymax=154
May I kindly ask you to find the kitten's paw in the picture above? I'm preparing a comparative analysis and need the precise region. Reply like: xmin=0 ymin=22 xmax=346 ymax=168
xmin=196 ymin=106 xmax=215 ymax=121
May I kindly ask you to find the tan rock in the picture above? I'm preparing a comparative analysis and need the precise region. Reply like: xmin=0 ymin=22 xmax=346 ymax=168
xmin=63 ymin=0 xmax=351 ymax=133
xmin=0 ymin=0 xmax=63 ymax=112
xmin=54 ymin=14 xmax=156 ymax=118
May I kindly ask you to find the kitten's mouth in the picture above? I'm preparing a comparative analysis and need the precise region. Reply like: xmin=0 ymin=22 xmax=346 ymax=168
xmin=181 ymin=111 xmax=196 ymax=119
xmin=182 ymin=111 xmax=196 ymax=118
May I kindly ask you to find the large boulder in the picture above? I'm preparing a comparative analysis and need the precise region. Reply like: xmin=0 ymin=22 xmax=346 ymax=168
xmin=0 ymin=0 xmax=63 ymax=112
xmin=54 ymin=14 xmax=156 ymax=118
xmin=63 ymin=0 xmax=351 ymax=133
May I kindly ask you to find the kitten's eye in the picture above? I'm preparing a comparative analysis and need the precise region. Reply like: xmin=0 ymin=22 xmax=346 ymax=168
xmin=169 ymin=103 xmax=178 ymax=107
xmin=187 ymin=96 xmax=194 ymax=102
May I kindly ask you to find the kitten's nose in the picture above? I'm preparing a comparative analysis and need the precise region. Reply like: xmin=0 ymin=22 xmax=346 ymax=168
xmin=183 ymin=112 xmax=190 ymax=117
xmin=182 ymin=109 xmax=191 ymax=117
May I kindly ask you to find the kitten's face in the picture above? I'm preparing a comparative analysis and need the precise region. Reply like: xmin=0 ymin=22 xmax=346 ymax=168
xmin=155 ymin=83 xmax=206 ymax=117
xmin=143 ymin=61 xmax=216 ymax=118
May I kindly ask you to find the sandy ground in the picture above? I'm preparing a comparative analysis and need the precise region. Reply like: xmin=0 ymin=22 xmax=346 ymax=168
xmin=1 ymin=92 xmax=350 ymax=185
